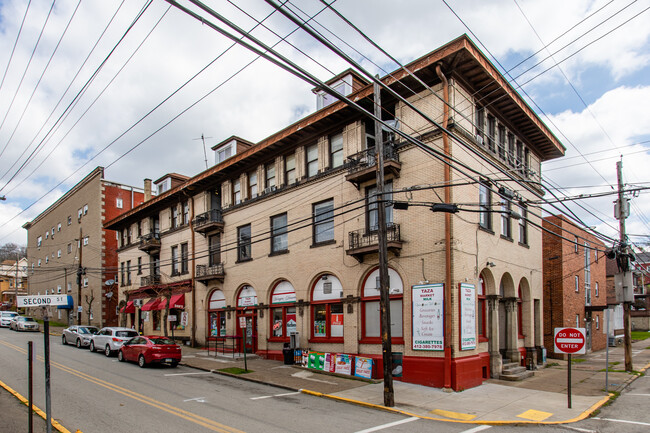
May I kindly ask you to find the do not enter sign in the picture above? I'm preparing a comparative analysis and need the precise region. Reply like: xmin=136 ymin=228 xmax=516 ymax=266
xmin=554 ymin=327 xmax=586 ymax=354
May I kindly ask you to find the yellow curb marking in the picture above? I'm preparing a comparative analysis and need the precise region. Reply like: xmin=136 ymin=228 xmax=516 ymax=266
xmin=517 ymin=409 xmax=553 ymax=421
xmin=430 ymin=409 xmax=476 ymax=421
xmin=0 ymin=378 xmax=74 ymax=433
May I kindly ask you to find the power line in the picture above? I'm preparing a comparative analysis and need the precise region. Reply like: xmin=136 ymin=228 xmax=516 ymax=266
xmin=0 ymin=0 xmax=32 ymax=102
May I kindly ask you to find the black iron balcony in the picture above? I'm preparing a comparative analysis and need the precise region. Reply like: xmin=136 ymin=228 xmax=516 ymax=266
xmin=346 ymin=145 xmax=401 ymax=187
xmin=140 ymin=274 xmax=161 ymax=287
xmin=138 ymin=232 xmax=161 ymax=254
xmin=193 ymin=209 xmax=224 ymax=234
xmin=346 ymin=223 xmax=403 ymax=262
xmin=195 ymin=263 xmax=225 ymax=282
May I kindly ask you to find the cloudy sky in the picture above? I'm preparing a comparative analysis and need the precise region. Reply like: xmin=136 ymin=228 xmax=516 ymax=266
xmin=0 ymin=0 xmax=649 ymax=251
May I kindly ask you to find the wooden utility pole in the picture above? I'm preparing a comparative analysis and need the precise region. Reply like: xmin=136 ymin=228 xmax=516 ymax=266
xmin=374 ymin=79 xmax=394 ymax=407
xmin=14 ymin=252 xmax=19 ymax=312
xmin=77 ymin=228 xmax=83 ymax=326
xmin=616 ymin=160 xmax=633 ymax=371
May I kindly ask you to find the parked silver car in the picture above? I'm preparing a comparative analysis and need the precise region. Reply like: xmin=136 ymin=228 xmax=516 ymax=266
xmin=10 ymin=316 xmax=40 ymax=332
xmin=89 ymin=327 xmax=138 ymax=356
xmin=0 ymin=311 xmax=19 ymax=327
xmin=62 ymin=325 xmax=99 ymax=348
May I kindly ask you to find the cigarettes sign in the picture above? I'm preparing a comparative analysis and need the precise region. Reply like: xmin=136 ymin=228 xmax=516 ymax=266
xmin=554 ymin=327 xmax=586 ymax=355
xmin=17 ymin=295 xmax=70 ymax=307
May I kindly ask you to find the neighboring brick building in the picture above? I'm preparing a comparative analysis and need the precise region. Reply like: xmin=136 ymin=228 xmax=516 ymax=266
xmin=542 ymin=215 xmax=607 ymax=358
xmin=22 ymin=167 xmax=144 ymax=326
xmin=106 ymin=35 xmax=565 ymax=390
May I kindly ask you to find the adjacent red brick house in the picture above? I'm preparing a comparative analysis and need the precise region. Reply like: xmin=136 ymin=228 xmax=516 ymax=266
xmin=543 ymin=215 xmax=607 ymax=358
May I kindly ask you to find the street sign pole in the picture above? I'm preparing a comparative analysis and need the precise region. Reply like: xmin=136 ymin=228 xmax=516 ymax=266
xmin=28 ymin=341 xmax=33 ymax=433
xmin=554 ymin=327 xmax=586 ymax=409
xmin=567 ymin=353 xmax=572 ymax=409
xmin=43 ymin=309 xmax=52 ymax=433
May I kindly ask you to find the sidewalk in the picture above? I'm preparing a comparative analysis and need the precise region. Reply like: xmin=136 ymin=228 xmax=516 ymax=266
xmin=34 ymin=326 xmax=650 ymax=425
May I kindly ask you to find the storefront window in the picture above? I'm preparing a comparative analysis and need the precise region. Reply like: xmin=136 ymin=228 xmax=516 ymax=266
xmin=270 ymin=281 xmax=296 ymax=341
xmin=208 ymin=289 xmax=227 ymax=337
xmin=478 ymin=275 xmax=486 ymax=339
xmin=361 ymin=267 xmax=403 ymax=342
xmin=311 ymin=274 xmax=344 ymax=342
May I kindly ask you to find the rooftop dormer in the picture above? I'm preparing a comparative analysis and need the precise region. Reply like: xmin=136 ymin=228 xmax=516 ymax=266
xmin=211 ymin=136 xmax=254 ymax=166
xmin=153 ymin=173 xmax=189 ymax=195
xmin=313 ymin=69 xmax=369 ymax=110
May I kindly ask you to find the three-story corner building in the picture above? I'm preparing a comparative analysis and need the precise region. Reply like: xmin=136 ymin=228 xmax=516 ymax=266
xmin=105 ymin=35 xmax=565 ymax=390
xmin=22 ymin=167 xmax=145 ymax=326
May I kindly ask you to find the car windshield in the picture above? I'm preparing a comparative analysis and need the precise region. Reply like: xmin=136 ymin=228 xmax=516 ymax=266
xmin=20 ymin=317 xmax=36 ymax=322
xmin=116 ymin=330 xmax=138 ymax=338
xmin=150 ymin=337 xmax=175 ymax=345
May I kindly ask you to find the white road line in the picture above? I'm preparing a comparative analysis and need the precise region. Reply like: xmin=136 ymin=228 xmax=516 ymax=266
xmin=250 ymin=391 xmax=301 ymax=400
xmin=627 ymin=393 xmax=650 ymax=396
xmin=164 ymin=372 xmax=212 ymax=376
xmin=354 ymin=417 xmax=419 ymax=433
xmin=459 ymin=426 xmax=492 ymax=433
xmin=183 ymin=397 xmax=206 ymax=403
xmin=559 ymin=426 xmax=596 ymax=433
xmin=593 ymin=417 xmax=650 ymax=426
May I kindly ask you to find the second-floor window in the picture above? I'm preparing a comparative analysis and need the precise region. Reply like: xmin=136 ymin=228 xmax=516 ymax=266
xmin=265 ymin=163 xmax=276 ymax=189
xmin=330 ymin=133 xmax=343 ymax=169
xmin=313 ymin=199 xmax=334 ymax=244
xmin=479 ymin=182 xmax=492 ymax=230
xmin=501 ymin=200 xmax=511 ymax=239
xmin=271 ymin=213 xmax=288 ymax=254
xmin=171 ymin=246 xmax=179 ymax=275
xmin=137 ymin=257 xmax=142 ymax=275
xmin=209 ymin=234 xmax=221 ymax=266
xmin=237 ymin=224 xmax=251 ymax=262
xmin=306 ymin=143 xmax=318 ymax=178
xmin=183 ymin=201 xmax=189 ymax=225
xmin=366 ymin=181 xmax=393 ymax=231
xmin=181 ymin=243 xmax=188 ymax=274
xmin=126 ymin=260 xmax=131 ymax=285
xmin=116 ymin=198 xmax=123 ymax=209
xmin=172 ymin=206 xmax=179 ymax=228
xmin=518 ymin=204 xmax=528 ymax=245
xmin=233 ymin=179 xmax=241 ymax=205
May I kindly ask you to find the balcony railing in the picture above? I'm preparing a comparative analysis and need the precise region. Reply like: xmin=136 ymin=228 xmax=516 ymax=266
xmin=347 ymin=223 xmax=402 ymax=262
xmin=193 ymin=209 xmax=224 ymax=234
xmin=346 ymin=145 xmax=401 ymax=186
xmin=140 ymin=274 xmax=161 ymax=287
xmin=138 ymin=232 xmax=161 ymax=253
xmin=195 ymin=263 xmax=225 ymax=282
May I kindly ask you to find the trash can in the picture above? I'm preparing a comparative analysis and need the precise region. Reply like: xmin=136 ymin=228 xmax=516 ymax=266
xmin=282 ymin=342 xmax=294 ymax=365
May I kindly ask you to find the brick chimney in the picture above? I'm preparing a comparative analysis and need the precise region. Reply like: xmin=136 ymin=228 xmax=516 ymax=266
xmin=144 ymin=178 xmax=152 ymax=201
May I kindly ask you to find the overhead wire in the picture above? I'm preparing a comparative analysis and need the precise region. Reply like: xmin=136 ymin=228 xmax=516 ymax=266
xmin=0 ymin=0 xmax=32 ymax=101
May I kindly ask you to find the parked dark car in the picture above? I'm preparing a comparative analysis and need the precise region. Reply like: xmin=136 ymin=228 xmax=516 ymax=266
xmin=118 ymin=336 xmax=181 ymax=368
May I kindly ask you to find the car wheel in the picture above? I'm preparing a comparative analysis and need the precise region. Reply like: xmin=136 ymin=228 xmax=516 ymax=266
xmin=170 ymin=360 xmax=179 ymax=368
xmin=62 ymin=335 xmax=67 ymax=345
xmin=104 ymin=345 xmax=112 ymax=357
xmin=76 ymin=339 xmax=82 ymax=349
xmin=138 ymin=355 xmax=146 ymax=368
xmin=118 ymin=351 xmax=125 ymax=362
xmin=89 ymin=341 xmax=95 ymax=352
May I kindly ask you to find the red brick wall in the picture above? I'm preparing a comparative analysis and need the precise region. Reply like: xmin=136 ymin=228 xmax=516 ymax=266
xmin=543 ymin=215 xmax=608 ymax=358
xmin=102 ymin=184 xmax=145 ymax=326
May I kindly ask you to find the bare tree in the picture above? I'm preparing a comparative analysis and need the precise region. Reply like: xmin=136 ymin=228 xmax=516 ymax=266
xmin=85 ymin=290 xmax=95 ymax=326
xmin=0 ymin=243 xmax=26 ymax=262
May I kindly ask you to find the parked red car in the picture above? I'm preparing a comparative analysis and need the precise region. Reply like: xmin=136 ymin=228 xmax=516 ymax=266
xmin=118 ymin=336 xmax=181 ymax=368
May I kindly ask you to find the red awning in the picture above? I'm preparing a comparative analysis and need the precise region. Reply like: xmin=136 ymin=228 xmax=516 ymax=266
xmin=169 ymin=293 xmax=185 ymax=309
xmin=154 ymin=298 xmax=167 ymax=311
xmin=141 ymin=298 xmax=160 ymax=311
xmin=124 ymin=301 xmax=135 ymax=314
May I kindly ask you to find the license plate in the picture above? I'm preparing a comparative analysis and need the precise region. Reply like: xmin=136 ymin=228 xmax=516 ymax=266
xmin=165 ymin=358 xmax=173 ymax=362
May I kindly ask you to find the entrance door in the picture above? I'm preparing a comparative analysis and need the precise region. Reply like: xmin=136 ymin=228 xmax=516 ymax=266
xmin=585 ymin=311 xmax=592 ymax=352
xmin=237 ymin=312 xmax=257 ymax=354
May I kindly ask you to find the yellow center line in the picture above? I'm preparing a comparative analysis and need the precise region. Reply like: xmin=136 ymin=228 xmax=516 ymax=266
xmin=0 ymin=340 xmax=244 ymax=433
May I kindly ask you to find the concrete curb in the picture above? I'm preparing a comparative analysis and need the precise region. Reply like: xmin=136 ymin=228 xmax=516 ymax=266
xmin=0 ymin=379 xmax=76 ymax=433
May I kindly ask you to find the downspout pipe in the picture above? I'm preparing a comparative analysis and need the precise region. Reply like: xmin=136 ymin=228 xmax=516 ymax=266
xmin=185 ymin=191 xmax=197 ymax=347
xmin=436 ymin=64 xmax=453 ymax=390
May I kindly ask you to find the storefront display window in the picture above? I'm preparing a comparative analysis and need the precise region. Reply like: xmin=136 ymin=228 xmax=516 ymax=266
xmin=311 ymin=274 xmax=344 ymax=342
xmin=361 ymin=267 xmax=404 ymax=343
xmin=208 ymin=289 xmax=227 ymax=337
xmin=270 ymin=281 xmax=296 ymax=340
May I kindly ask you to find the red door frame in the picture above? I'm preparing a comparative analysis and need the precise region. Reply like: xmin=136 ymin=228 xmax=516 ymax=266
xmin=236 ymin=310 xmax=257 ymax=354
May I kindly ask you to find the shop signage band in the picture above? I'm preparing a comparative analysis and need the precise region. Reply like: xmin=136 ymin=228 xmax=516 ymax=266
xmin=554 ymin=327 xmax=586 ymax=355
xmin=17 ymin=295 xmax=70 ymax=307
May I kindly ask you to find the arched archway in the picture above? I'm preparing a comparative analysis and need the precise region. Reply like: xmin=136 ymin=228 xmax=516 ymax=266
xmin=236 ymin=285 xmax=258 ymax=353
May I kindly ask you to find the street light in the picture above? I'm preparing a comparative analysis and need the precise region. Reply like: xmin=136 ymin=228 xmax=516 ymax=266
xmin=0 ymin=196 xmax=6 ymax=200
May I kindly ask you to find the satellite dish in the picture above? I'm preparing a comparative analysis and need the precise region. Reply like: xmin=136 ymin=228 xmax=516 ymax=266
xmin=105 ymin=279 xmax=115 ymax=286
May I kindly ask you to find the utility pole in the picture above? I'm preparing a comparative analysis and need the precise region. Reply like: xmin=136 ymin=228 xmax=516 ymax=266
xmin=14 ymin=252 xmax=19 ymax=312
xmin=616 ymin=160 xmax=633 ymax=372
xmin=374 ymin=79 xmax=394 ymax=407
xmin=77 ymin=228 xmax=84 ymax=326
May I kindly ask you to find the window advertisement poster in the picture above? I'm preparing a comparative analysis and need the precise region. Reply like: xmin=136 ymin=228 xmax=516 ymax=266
xmin=460 ymin=283 xmax=477 ymax=350
xmin=354 ymin=356 xmax=373 ymax=379
xmin=412 ymin=283 xmax=444 ymax=350
xmin=334 ymin=354 xmax=352 ymax=375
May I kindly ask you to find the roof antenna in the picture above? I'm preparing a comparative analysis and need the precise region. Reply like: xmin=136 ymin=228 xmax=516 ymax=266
xmin=193 ymin=134 xmax=212 ymax=169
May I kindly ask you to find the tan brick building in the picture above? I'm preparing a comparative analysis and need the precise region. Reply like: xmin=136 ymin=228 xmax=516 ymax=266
xmin=22 ymin=167 xmax=144 ymax=326
xmin=542 ymin=215 xmax=608 ymax=358
xmin=106 ymin=36 xmax=565 ymax=390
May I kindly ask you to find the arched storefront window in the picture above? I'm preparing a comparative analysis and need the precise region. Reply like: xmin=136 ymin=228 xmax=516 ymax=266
xmin=360 ymin=267 xmax=403 ymax=343
xmin=311 ymin=274 xmax=343 ymax=342
xmin=208 ymin=290 xmax=226 ymax=337
xmin=270 ymin=281 xmax=296 ymax=341
xmin=478 ymin=275 xmax=487 ymax=340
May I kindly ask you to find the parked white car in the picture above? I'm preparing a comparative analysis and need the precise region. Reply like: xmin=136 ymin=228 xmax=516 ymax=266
xmin=62 ymin=325 xmax=99 ymax=348
xmin=0 ymin=311 xmax=19 ymax=327
xmin=10 ymin=316 xmax=40 ymax=332
xmin=89 ymin=327 xmax=138 ymax=356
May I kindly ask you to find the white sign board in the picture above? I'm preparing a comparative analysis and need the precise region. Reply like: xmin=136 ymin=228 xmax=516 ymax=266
xmin=167 ymin=315 xmax=177 ymax=322
xmin=460 ymin=283 xmax=476 ymax=350
xmin=180 ymin=312 xmax=188 ymax=326
xmin=17 ymin=295 xmax=70 ymax=307
xmin=412 ymin=283 xmax=444 ymax=351
xmin=239 ymin=317 xmax=247 ymax=328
